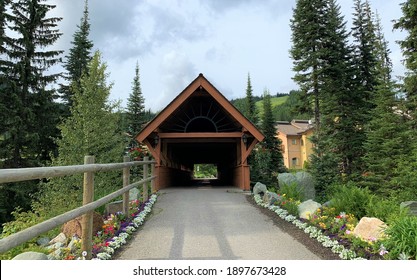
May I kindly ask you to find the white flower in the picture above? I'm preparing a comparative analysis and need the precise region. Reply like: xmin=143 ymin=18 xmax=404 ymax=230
xmin=96 ymin=252 xmax=111 ymax=260
xmin=339 ymin=249 xmax=356 ymax=260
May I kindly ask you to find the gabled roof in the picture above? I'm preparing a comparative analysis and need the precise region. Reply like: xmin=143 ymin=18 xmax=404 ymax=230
xmin=136 ymin=73 xmax=264 ymax=142
xmin=276 ymin=120 xmax=313 ymax=136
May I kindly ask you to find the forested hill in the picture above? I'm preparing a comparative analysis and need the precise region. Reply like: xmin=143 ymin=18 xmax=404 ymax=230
xmin=230 ymin=91 xmax=312 ymax=122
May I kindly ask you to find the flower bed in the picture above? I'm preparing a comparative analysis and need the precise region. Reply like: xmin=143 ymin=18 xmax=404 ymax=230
xmin=61 ymin=194 xmax=157 ymax=260
xmin=254 ymin=194 xmax=370 ymax=260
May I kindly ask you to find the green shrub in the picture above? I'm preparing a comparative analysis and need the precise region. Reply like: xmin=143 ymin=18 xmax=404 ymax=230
xmin=327 ymin=182 xmax=372 ymax=219
xmin=365 ymin=196 xmax=407 ymax=223
xmin=279 ymin=181 xmax=305 ymax=202
xmin=384 ymin=216 xmax=417 ymax=260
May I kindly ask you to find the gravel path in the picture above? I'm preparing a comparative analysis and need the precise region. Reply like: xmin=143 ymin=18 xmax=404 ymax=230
xmin=114 ymin=187 xmax=327 ymax=260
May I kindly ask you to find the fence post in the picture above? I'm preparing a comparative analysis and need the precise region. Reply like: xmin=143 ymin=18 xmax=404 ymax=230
xmin=143 ymin=156 xmax=149 ymax=202
xmin=122 ymin=156 xmax=130 ymax=216
xmin=81 ymin=155 xmax=95 ymax=260
xmin=151 ymin=162 xmax=155 ymax=194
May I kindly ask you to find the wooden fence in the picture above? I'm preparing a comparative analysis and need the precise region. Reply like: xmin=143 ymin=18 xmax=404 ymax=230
xmin=0 ymin=156 xmax=156 ymax=259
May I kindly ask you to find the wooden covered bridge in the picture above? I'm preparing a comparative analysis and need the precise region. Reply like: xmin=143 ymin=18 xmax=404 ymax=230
xmin=136 ymin=74 xmax=264 ymax=191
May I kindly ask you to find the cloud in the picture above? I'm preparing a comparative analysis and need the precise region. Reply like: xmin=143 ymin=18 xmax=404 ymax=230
xmin=153 ymin=50 xmax=198 ymax=110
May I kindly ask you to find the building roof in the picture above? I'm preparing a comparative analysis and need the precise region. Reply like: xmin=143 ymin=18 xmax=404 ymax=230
xmin=275 ymin=120 xmax=313 ymax=136
xmin=136 ymin=73 xmax=265 ymax=143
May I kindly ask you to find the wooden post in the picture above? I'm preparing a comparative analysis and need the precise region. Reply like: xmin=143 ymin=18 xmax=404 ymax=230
xmin=143 ymin=156 xmax=149 ymax=201
xmin=81 ymin=155 xmax=94 ymax=260
xmin=122 ymin=156 xmax=130 ymax=216
xmin=151 ymin=162 xmax=155 ymax=194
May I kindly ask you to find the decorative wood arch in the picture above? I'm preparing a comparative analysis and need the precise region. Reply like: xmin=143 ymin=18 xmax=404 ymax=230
xmin=136 ymin=74 xmax=264 ymax=190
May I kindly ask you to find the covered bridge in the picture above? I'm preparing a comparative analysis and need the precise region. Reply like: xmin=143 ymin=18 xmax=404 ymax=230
xmin=136 ymin=74 xmax=264 ymax=190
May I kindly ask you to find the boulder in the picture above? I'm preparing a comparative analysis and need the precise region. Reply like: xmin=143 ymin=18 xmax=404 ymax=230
xmin=263 ymin=191 xmax=281 ymax=206
xmin=49 ymin=232 xmax=66 ymax=245
xmin=295 ymin=171 xmax=315 ymax=200
xmin=277 ymin=173 xmax=297 ymax=188
xmin=353 ymin=217 xmax=387 ymax=241
xmin=298 ymin=199 xmax=322 ymax=219
xmin=61 ymin=212 xmax=104 ymax=238
xmin=129 ymin=188 xmax=140 ymax=201
xmin=105 ymin=200 xmax=124 ymax=216
xmin=36 ymin=237 xmax=50 ymax=246
xmin=253 ymin=182 xmax=267 ymax=196
xmin=400 ymin=201 xmax=417 ymax=216
xmin=12 ymin=252 xmax=48 ymax=260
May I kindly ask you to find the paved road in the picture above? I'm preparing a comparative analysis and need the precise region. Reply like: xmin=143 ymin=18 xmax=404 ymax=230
xmin=115 ymin=187 xmax=321 ymax=260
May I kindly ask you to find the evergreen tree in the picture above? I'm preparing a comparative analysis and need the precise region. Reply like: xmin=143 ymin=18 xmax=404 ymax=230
xmin=126 ymin=61 xmax=146 ymax=141
xmin=362 ymin=14 xmax=409 ymax=194
xmin=35 ymin=51 xmax=126 ymax=217
xmin=244 ymin=73 xmax=258 ymax=125
xmin=4 ymin=0 xmax=63 ymax=167
xmin=290 ymin=0 xmax=328 ymax=134
xmin=292 ymin=0 xmax=365 ymax=194
xmin=391 ymin=0 xmax=417 ymax=200
xmin=60 ymin=0 xmax=93 ymax=110
xmin=0 ymin=0 xmax=63 ymax=225
xmin=351 ymin=0 xmax=378 ymax=113
xmin=253 ymin=90 xmax=285 ymax=188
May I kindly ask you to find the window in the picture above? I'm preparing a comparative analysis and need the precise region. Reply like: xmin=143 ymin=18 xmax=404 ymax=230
xmin=291 ymin=157 xmax=299 ymax=167
xmin=292 ymin=139 xmax=297 ymax=145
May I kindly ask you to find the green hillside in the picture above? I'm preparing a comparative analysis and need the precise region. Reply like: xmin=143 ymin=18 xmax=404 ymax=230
xmin=255 ymin=95 xmax=289 ymax=114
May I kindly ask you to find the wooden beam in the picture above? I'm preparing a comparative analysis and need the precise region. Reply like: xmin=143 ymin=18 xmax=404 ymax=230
xmin=158 ymin=132 xmax=242 ymax=138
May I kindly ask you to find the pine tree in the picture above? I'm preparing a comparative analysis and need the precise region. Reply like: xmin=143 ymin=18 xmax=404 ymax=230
xmin=253 ymin=90 xmax=286 ymax=188
xmin=60 ymin=0 xmax=93 ymax=110
xmin=391 ymin=0 xmax=417 ymax=200
xmin=244 ymin=73 xmax=258 ymax=125
xmin=4 ymin=0 xmax=63 ymax=167
xmin=126 ymin=61 xmax=146 ymax=141
xmin=361 ymin=13 xmax=409 ymax=194
xmin=0 ymin=0 xmax=63 ymax=225
xmin=290 ymin=0 xmax=328 ymax=134
xmin=351 ymin=0 xmax=378 ymax=111
xmin=36 ymin=51 xmax=126 ymax=217
xmin=292 ymin=0 xmax=363 ymax=194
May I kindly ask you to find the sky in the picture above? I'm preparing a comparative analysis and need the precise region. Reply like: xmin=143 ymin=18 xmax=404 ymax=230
xmin=47 ymin=0 xmax=406 ymax=112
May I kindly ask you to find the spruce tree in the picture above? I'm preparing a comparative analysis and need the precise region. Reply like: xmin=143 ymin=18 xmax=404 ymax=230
xmin=36 ymin=51 xmax=126 ymax=217
xmin=126 ymin=61 xmax=146 ymax=140
xmin=244 ymin=73 xmax=258 ymax=125
xmin=253 ymin=90 xmax=285 ymax=188
xmin=362 ymin=14 xmax=409 ymax=194
xmin=0 ymin=0 xmax=63 ymax=225
xmin=4 ymin=0 xmax=63 ymax=167
xmin=60 ymin=0 xmax=93 ymax=111
xmin=290 ymin=0 xmax=328 ymax=134
xmin=292 ymin=0 xmax=363 ymax=194
xmin=392 ymin=0 xmax=417 ymax=200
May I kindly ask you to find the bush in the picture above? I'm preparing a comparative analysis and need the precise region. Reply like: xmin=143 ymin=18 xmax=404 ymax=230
xmin=365 ymin=196 xmax=407 ymax=224
xmin=327 ymin=182 xmax=372 ymax=219
xmin=279 ymin=181 xmax=304 ymax=202
xmin=384 ymin=216 xmax=417 ymax=260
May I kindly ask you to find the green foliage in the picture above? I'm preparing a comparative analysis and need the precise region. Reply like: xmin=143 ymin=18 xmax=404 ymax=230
xmin=193 ymin=164 xmax=217 ymax=179
xmin=126 ymin=61 xmax=146 ymax=139
xmin=327 ymin=182 xmax=372 ymax=219
xmin=365 ymin=196 xmax=407 ymax=224
xmin=33 ymin=51 xmax=125 ymax=219
xmin=384 ymin=216 xmax=417 ymax=260
xmin=244 ymin=73 xmax=259 ymax=125
xmin=61 ymin=0 xmax=93 ymax=110
xmin=279 ymin=181 xmax=304 ymax=202
xmin=0 ymin=0 xmax=63 ymax=225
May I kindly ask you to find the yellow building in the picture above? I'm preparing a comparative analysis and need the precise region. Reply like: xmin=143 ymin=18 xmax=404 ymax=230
xmin=276 ymin=120 xmax=314 ymax=169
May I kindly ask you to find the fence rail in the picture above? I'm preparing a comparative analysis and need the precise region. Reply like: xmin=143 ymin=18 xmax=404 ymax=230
xmin=0 ymin=156 xmax=156 ymax=258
